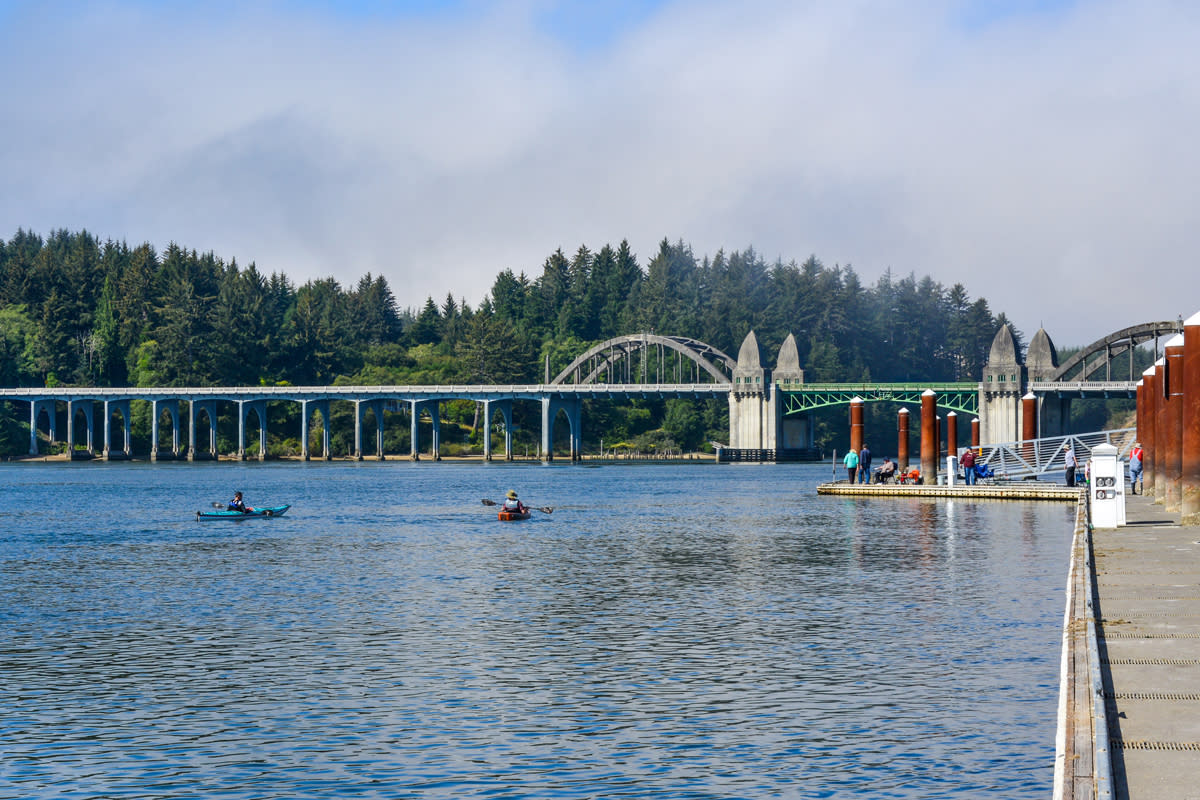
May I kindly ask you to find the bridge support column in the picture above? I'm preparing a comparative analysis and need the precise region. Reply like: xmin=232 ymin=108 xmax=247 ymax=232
xmin=1165 ymin=336 xmax=1185 ymax=512
xmin=301 ymin=400 xmax=331 ymax=461
xmin=236 ymin=400 xmax=267 ymax=460
xmin=1037 ymin=396 xmax=1071 ymax=439
xmin=410 ymin=401 xmax=421 ymax=460
xmin=920 ymin=390 xmax=937 ymax=485
xmin=409 ymin=400 xmax=440 ymax=460
xmin=354 ymin=401 xmax=363 ymax=460
xmin=897 ymin=408 xmax=910 ymax=472
xmin=188 ymin=400 xmax=218 ymax=461
xmin=354 ymin=400 xmax=386 ymax=460
xmin=29 ymin=399 xmax=54 ymax=455
xmin=102 ymin=399 xmax=131 ymax=460
xmin=482 ymin=400 xmax=492 ymax=461
xmin=482 ymin=399 xmax=514 ymax=461
xmin=541 ymin=396 xmax=582 ymax=462
xmin=67 ymin=399 xmax=95 ymax=460
xmin=255 ymin=401 xmax=268 ymax=460
xmin=301 ymin=401 xmax=310 ymax=460
xmin=151 ymin=399 xmax=181 ymax=460
xmin=374 ymin=401 xmax=386 ymax=460
xmin=1182 ymin=313 xmax=1200 ymax=525
xmin=430 ymin=403 xmax=441 ymax=460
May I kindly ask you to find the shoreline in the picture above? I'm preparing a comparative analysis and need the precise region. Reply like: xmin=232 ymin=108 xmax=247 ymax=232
xmin=3 ymin=452 xmax=720 ymax=464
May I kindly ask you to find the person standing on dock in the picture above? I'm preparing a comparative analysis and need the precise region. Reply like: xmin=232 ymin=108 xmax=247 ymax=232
xmin=1064 ymin=444 xmax=1078 ymax=487
xmin=961 ymin=448 xmax=976 ymax=485
xmin=1128 ymin=442 xmax=1143 ymax=494
xmin=843 ymin=448 xmax=859 ymax=483
xmin=857 ymin=444 xmax=871 ymax=484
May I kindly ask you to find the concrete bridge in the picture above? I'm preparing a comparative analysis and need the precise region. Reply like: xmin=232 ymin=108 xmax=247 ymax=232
xmin=0 ymin=322 xmax=1180 ymax=461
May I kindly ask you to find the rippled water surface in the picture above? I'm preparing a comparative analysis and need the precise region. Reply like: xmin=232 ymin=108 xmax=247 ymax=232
xmin=0 ymin=461 xmax=1073 ymax=799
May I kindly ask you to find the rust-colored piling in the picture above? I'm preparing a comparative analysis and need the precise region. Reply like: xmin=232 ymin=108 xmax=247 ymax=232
xmin=1155 ymin=359 xmax=1167 ymax=505
xmin=946 ymin=412 xmax=958 ymax=458
xmin=971 ymin=418 xmax=979 ymax=449
xmin=898 ymin=408 xmax=910 ymax=472
xmin=1143 ymin=365 xmax=1158 ymax=498
xmin=921 ymin=390 xmax=937 ymax=485
xmin=1022 ymin=392 xmax=1037 ymax=460
xmin=1165 ymin=335 xmax=1185 ymax=512
xmin=1136 ymin=381 xmax=1144 ymax=445
xmin=850 ymin=397 xmax=864 ymax=457
xmin=1183 ymin=312 xmax=1200 ymax=525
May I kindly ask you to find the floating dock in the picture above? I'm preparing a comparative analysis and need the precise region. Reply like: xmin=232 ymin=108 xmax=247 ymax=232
xmin=1061 ymin=493 xmax=1200 ymax=798
xmin=816 ymin=481 xmax=1081 ymax=501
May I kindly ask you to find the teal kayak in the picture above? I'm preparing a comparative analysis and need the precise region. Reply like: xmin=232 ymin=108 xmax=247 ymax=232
xmin=197 ymin=505 xmax=290 ymax=520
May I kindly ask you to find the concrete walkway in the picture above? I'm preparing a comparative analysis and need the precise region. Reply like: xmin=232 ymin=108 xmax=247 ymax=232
xmin=1093 ymin=493 xmax=1200 ymax=798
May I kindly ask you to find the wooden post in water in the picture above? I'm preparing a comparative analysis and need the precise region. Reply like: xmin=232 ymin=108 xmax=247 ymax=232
xmin=1021 ymin=392 xmax=1036 ymax=462
xmin=1142 ymin=365 xmax=1158 ymax=499
xmin=1136 ymin=381 xmax=1144 ymax=447
xmin=971 ymin=418 xmax=980 ymax=449
xmin=1165 ymin=335 xmax=1185 ymax=512
xmin=897 ymin=407 xmax=910 ymax=472
xmin=921 ymin=390 xmax=937 ymax=485
xmin=1183 ymin=312 xmax=1200 ymax=525
xmin=850 ymin=397 xmax=864 ymax=457
xmin=946 ymin=412 xmax=958 ymax=460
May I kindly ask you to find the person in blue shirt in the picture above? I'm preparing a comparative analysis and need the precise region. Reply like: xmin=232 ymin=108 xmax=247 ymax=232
xmin=858 ymin=444 xmax=872 ymax=483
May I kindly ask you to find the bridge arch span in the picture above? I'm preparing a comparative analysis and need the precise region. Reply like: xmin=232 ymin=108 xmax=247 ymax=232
xmin=551 ymin=334 xmax=734 ymax=385
xmin=1051 ymin=320 xmax=1183 ymax=382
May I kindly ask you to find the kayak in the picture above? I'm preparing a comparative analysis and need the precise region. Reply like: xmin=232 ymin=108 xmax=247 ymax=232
xmin=497 ymin=510 xmax=531 ymax=521
xmin=197 ymin=505 xmax=291 ymax=520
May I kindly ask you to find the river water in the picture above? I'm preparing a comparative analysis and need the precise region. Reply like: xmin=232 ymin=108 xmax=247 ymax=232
xmin=0 ymin=461 xmax=1072 ymax=799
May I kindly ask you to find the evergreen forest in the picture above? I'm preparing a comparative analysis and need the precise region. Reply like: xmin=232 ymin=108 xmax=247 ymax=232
xmin=0 ymin=227 xmax=1064 ymax=458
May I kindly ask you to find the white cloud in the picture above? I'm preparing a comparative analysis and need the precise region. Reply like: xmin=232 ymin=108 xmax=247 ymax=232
xmin=1 ymin=0 xmax=1196 ymax=346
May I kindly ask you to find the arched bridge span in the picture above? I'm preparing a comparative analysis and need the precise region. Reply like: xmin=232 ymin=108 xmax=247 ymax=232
xmin=1051 ymin=320 xmax=1183 ymax=382
xmin=552 ymin=334 xmax=734 ymax=386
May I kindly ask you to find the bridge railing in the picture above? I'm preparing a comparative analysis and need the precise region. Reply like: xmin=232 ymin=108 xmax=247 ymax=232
xmin=1028 ymin=381 xmax=1138 ymax=396
xmin=975 ymin=428 xmax=1136 ymax=481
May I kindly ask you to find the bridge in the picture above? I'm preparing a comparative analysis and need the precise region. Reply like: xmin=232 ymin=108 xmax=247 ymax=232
xmin=0 ymin=321 xmax=1179 ymax=461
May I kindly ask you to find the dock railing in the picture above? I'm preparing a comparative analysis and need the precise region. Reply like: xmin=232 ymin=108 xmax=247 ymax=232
xmin=975 ymin=428 xmax=1135 ymax=482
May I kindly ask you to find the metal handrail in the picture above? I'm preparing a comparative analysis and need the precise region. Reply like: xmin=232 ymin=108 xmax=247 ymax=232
xmin=972 ymin=429 xmax=1135 ymax=480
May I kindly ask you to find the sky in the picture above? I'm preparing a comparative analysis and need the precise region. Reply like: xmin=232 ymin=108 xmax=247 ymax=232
xmin=1 ymin=0 xmax=1197 ymax=349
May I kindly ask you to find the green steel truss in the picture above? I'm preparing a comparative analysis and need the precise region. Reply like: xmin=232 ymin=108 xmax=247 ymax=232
xmin=778 ymin=382 xmax=980 ymax=415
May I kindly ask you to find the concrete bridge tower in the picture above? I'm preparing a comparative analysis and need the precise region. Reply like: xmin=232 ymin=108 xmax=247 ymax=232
xmin=729 ymin=331 xmax=771 ymax=448
xmin=1027 ymin=327 xmax=1069 ymax=437
xmin=980 ymin=323 xmax=1026 ymax=444
xmin=773 ymin=333 xmax=814 ymax=449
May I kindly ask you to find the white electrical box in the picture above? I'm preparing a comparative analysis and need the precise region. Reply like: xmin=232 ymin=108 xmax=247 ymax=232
xmin=1090 ymin=443 xmax=1126 ymax=528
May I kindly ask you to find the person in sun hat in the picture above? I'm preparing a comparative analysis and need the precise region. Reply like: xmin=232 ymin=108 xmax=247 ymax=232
xmin=502 ymin=490 xmax=527 ymax=514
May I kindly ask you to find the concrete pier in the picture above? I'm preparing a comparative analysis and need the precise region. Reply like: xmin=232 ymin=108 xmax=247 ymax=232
xmin=1062 ymin=492 xmax=1200 ymax=798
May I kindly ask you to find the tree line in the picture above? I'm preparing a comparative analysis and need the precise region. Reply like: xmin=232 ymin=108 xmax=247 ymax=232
xmin=0 ymin=228 xmax=1019 ymax=456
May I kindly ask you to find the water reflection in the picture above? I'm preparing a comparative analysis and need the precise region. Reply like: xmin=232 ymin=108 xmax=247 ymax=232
xmin=0 ymin=462 xmax=1072 ymax=799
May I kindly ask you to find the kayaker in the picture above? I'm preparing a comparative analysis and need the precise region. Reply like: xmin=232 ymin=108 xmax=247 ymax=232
xmin=228 ymin=491 xmax=252 ymax=514
xmin=502 ymin=490 xmax=527 ymax=514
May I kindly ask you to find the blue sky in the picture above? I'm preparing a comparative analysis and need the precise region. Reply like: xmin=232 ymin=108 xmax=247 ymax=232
xmin=0 ymin=0 xmax=1195 ymax=346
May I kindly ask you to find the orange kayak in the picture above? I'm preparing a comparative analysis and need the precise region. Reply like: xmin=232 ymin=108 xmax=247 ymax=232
xmin=497 ymin=510 xmax=531 ymax=521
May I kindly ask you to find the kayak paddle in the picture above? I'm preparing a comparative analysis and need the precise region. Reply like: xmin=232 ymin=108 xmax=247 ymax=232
xmin=481 ymin=498 xmax=553 ymax=514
